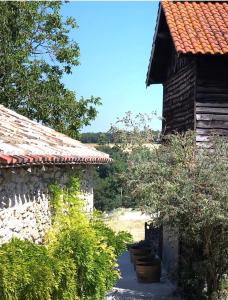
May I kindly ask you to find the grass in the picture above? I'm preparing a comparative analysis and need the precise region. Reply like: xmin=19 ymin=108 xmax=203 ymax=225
xmin=104 ymin=208 xmax=151 ymax=242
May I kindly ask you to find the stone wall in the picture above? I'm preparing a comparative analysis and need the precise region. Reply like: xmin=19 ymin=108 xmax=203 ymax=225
xmin=0 ymin=164 xmax=93 ymax=244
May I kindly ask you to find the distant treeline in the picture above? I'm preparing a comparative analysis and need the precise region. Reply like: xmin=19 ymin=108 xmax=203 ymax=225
xmin=80 ymin=131 xmax=160 ymax=144
xmin=80 ymin=132 xmax=114 ymax=144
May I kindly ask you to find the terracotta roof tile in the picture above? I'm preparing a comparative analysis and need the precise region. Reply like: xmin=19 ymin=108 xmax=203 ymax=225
xmin=161 ymin=1 xmax=228 ymax=55
xmin=0 ymin=105 xmax=111 ymax=167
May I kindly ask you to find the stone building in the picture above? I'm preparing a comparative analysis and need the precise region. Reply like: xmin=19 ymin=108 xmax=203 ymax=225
xmin=0 ymin=105 xmax=111 ymax=244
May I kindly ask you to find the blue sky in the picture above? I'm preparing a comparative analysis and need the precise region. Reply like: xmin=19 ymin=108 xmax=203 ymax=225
xmin=61 ymin=1 xmax=162 ymax=132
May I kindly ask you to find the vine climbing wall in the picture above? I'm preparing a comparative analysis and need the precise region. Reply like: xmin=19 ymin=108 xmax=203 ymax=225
xmin=0 ymin=165 xmax=94 ymax=244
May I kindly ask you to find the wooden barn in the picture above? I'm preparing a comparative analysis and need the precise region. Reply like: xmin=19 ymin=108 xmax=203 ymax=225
xmin=146 ymin=1 xmax=228 ymax=144
xmin=146 ymin=0 xmax=228 ymax=274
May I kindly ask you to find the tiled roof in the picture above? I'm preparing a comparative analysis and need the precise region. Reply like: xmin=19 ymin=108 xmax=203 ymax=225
xmin=161 ymin=1 xmax=228 ymax=55
xmin=0 ymin=105 xmax=111 ymax=167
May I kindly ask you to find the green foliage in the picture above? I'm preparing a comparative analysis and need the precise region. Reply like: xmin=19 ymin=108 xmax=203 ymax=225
xmin=111 ymin=113 xmax=228 ymax=300
xmin=93 ymin=145 xmax=131 ymax=211
xmin=47 ymin=177 xmax=132 ymax=299
xmin=92 ymin=118 xmax=160 ymax=212
xmin=110 ymin=111 xmax=160 ymax=146
xmin=91 ymin=211 xmax=133 ymax=256
xmin=80 ymin=130 xmax=160 ymax=144
xmin=80 ymin=132 xmax=114 ymax=144
xmin=0 ymin=2 xmax=101 ymax=138
xmin=47 ymin=178 xmax=119 ymax=299
xmin=0 ymin=239 xmax=76 ymax=300
xmin=0 ymin=177 xmax=132 ymax=300
xmin=81 ymin=125 xmax=160 ymax=212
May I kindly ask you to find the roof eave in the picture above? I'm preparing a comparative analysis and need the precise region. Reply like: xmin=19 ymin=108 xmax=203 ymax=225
xmin=0 ymin=154 xmax=112 ymax=168
xmin=146 ymin=3 xmax=162 ymax=87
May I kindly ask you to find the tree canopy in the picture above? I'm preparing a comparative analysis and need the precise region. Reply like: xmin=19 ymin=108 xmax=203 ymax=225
xmin=0 ymin=1 xmax=101 ymax=138
xmin=94 ymin=145 xmax=130 ymax=211
xmin=80 ymin=132 xmax=114 ymax=144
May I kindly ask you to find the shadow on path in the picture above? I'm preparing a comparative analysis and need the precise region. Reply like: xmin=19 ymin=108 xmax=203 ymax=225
xmin=107 ymin=252 xmax=180 ymax=300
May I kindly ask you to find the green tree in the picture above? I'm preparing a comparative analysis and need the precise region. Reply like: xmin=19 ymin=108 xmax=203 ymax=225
xmin=94 ymin=145 xmax=130 ymax=211
xmin=111 ymin=113 xmax=228 ymax=300
xmin=0 ymin=1 xmax=101 ymax=138
xmin=80 ymin=132 xmax=114 ymax=144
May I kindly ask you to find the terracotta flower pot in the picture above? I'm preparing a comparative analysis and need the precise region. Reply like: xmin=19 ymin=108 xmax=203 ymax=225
xmin=136 ymin=260 xmax=161 ymax=283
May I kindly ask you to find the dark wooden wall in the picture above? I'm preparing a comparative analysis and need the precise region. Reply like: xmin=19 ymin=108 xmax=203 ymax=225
xmin=162 ymin=54 xmax=196 ymax=134
xmin=162 ymin=52 xmax=228 ymax=140
xmin=195 ymin=56 xmax=228 ymax=143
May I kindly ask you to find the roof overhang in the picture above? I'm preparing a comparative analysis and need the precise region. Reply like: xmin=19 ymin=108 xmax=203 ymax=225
xmin=146 ymin=1 xmax=228 ymax=87
xmin=146 ymin=3 xmax=173 ymax=86
xmin=0 ymin=154 xmax=112 ymax=168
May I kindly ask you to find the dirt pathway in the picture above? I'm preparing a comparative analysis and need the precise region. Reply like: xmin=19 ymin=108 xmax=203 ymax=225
xmin=107 ymin=252 xmax=180 ymax=300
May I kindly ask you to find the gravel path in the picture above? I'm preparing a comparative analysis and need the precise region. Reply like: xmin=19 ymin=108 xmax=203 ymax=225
xmin=107 ymin=252 xmax=180 ymax=300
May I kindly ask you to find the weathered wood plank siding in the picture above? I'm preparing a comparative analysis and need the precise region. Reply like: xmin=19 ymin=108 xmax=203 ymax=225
xmin=162 ymin=62 xmax=196 ymax=134
xmin=196 ymin=56 xmax=228 ymax=142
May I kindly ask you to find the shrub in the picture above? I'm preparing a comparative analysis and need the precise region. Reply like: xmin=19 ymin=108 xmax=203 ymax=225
xmin=111 ymin=113 xmax=228 ymax=300
xmin=0 ymin=177 xmax=132 ymax=300
xmin=47 ymin=177 xmax=132 ymax=300
xmin=91 ymin=211 xmax=133 ymax=256
xmin=0 ymin=239 xmax=76 ymax=300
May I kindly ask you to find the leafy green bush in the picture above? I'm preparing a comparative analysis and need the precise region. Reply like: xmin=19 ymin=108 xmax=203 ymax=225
xmin=91 ymin=212 xmax=133 ymax=256
xmin=111 ymin=113 xmax=228 ymax=300
xmin=0 ymin=177 xmax=132 ymax=300
xmin=0 ymin=239 xmax=76 ymax=300
xmin=125 ymin=132 xmax=228 ymax=300
xmin=47 ymin=177 xmax=124 ymax=300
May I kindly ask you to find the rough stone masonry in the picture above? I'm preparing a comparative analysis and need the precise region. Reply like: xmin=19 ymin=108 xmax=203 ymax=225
xmin=0 ymin=165 xmax=93 ymax=244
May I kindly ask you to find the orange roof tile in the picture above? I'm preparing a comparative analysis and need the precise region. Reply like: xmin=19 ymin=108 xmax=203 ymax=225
xmin=161 ymin=1 xmax=228 ymax=55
